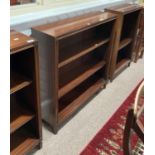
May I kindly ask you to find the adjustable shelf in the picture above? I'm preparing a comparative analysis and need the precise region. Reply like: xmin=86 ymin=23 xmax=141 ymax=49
xmin=10 ymin=31 xmax=42 ymax=154
xmin=10 ymin=102 xmax=34 ymax=134
xmin=106 ymin=4 xmax=143 ymax=80
xmin=59 ymin=60 xmax=106 ymax=98
xmin=58 ymin=38 xmax=109 ymax=68
xmin=10 ymin=72 xmax=32 ymax=94
xmin=119 ymin=38 xmax=132 ymax=50
xmin=58 ymin=74 xmax=105 ymax=123
xmin=32 ymin=11 xmax=117 ymax=133
xmin=11 ymin=126 xmax=40 ymax=155
xmin=115 ymin=58 xmax=130 ymax=76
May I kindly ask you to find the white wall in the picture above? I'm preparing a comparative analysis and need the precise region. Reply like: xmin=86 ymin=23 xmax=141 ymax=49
xmin=10 ymin=0 xmax=134 ymax=34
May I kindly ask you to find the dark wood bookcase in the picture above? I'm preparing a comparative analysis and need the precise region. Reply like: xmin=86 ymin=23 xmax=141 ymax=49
xmin=105 ymin=4 xmax=143 ymax=80
xmin=32 ymin=12 xmax=117 ymax=133
xmin=10 ymin=31 xmax=42 ymax=154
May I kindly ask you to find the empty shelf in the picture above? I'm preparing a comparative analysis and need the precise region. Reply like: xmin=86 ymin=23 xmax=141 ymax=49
xmin=10 ymin=72 xmax=32 ymax=94
xmin=58 ymin=78 xmax=105 ymax=123
xmin=119 ymin=38 xmax=132 ymax=50
xmin=58 ymin=38 xmax=109 ymax=68
xmin=58 ymin=60 xmax=106 ymax=98
xmin=11 ymin=128 xmax=39 ymax=155
xmin=10 ymin=103 xmax=35 ymax=134
xmin=115 ymin=58 xmax=130 ymax=76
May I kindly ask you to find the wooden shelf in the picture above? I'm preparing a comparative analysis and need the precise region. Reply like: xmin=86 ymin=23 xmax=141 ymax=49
xmin=10 ymin=103 xmax=35 ymax=134
xmin=10 ymin=72 xmax=32 ymax=94
xmin=11 ymin=128 xmax=39 ymax=155
xmin=58 ymin=60 xmax=106 ymax=98
xmin=115 ymin=58 xmax=130 ymax=75
xmin=119 ymin=38 xmax=132 ymax=50
xmin=58 ymin=38 xmax=109 ymax=68
xmin=58 ymin=77 xmax=105 ymax=123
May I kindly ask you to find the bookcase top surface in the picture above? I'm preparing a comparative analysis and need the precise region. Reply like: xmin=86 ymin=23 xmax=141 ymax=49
xmin=106 ymin=3 xmax=143 ymax=14
xmin=32 ymin=11 xmax=117 ymax=38
xmin=10 ymin=31 xmax=36 ymax=53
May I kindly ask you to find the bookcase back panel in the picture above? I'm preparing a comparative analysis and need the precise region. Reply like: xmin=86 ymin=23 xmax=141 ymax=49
xmin=121 ymin=10 xmax=141 ymax=40
xmin=15 ymin=87 xmax=36 ymax=108
xmin=10 ymin=48 xmax=35 ymax=79
xmin=117 ymin=44 xmax=131 ymax=64
xmin=11 ymin=92 xmax=34 ymax=112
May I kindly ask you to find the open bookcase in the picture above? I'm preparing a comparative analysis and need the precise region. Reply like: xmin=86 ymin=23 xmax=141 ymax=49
xmin=32 ymin=11 xmax=117 ymax=133
xmin=10 ymin=31 xmax=42 ymax=154
xmin=106 ymin=4 xmax=143 ymax=80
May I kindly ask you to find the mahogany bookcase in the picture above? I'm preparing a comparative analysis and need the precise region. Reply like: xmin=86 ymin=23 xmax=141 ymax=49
xmin=32 ymin=11 xmax=117 ymax=133
xmin=105 ymin=4 xmax=143 ymax=80
xmin=10 ymin=31 xmax=42 ymax=154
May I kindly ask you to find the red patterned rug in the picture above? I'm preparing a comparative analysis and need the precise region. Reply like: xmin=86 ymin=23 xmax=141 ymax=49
xmin=80 ymin=80 xmax=144 ymax=155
